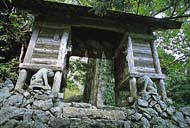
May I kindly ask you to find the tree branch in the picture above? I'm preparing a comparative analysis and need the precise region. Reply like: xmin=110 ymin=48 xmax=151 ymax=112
xmin=163 ymin=14 xmax=190 ymax=19
xmin=136 ymin=0 xmax=140 ymax=14
xmin=151 ymin=5 xmax=172 ymax=16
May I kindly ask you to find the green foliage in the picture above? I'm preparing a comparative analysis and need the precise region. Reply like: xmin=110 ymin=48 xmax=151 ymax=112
xmin=0 ymin=58 xmax=19 ymax=83
xmin=159 ymin=49 xmax=190 ymax=106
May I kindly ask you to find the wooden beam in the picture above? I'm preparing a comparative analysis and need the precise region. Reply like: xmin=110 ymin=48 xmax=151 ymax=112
xmin=23 ymin=28 xmax=39 ymax=63
xmin=19 ymin=63 xmax=63 ymax=71
xmin=128 ymin=33 xmax=155 ymax=40
xmin=129 ymin=72 xmax=165 ymax=79
xmin=127 ymin=36 xmax=135 ymax=73
xmin=114 ymin=32 xmax=128 ymax=58
xmin=35 ymin=22 xmax=71 ymax=29
xmin=57 ymin=28 xmax=70 ymax=67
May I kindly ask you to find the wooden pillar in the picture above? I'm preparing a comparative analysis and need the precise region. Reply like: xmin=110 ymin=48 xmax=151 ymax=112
xmin=129 ymin=77 xmax=137 ymax=99
xmin=52 ymin=71 xmax=62 ymax=98
xmin=15 ymin=69 xmax=28 ymax=90
xmin=151 ymin=41 xmax=167 ymax=100
xmin=127 ymin=36 xmax=137 ymax=99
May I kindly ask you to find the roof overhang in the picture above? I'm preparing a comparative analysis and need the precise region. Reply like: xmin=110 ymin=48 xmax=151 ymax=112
xmin=12 ymin=0 xmax=182 ymax=31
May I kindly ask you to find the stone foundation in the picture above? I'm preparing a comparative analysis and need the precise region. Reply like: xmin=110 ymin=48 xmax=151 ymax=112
xmin=0 ymin=79 xmax=190 ymax=128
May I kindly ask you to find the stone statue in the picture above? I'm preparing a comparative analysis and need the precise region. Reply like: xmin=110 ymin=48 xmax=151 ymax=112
xmin=30 ymin=68 xmax=54 ymax=89
xmin=137 ymin=76 xmax=157 ymax=93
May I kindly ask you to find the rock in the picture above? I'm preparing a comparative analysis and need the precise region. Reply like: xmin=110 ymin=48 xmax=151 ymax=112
xmin=123 ymin=121 xmax=131 ymax=128
xmin=0 ymin=119 xmax=18 ymax=128
xmin=173 ymin=111 xmax=188 ymax=128
xmin=0 ymin=91 xmax=10 ymax=103
xmin=4 ymin=94 xmax=24 ymax=107
xmin=165 ymin=120 xmax=178 ymax=128
xmin=32 ymin=99 xmax=53 ymax=110
xmin=154 ymin=104 xmax=162 ymax=114
xmin=34 ymin=94 xmax=51 ymax=100
xmin=32 ymin=110 xmax=50 ymax=123
xmin=0 ymin=87 xmax=10 ymax=93
xmin=166 ymin=106 xmax=175 ymax=116
xmin=3 ymin=79 xmax=14 ymax=91
xmin=54 ymin=102 xmax=71 ymax=108
xmin=151 ymin=117 xmax=166 ymax=127
xmin=21 ymin=98 xmax=34 ymax=108
xmin=138 ymin=99 xmax=148 ymax=107
xmin=180 ymin=107 xmax=190 ymax=116
xmin=141 ymin=117 xmax=150 ymax=128
xmin=0 ymin=107 xmax=26 ymax=125
xmin=151 ymin=95 xmax=161 ymax=101
xmin=71 ymin=102 xmax=93 ymax=108
xmin=143 ymin=113 xmax=152 ymax=120
xmin=158 ymin=100 xmax=167 ymax=111
xmin=23 ymin=91 xmax=30 ymax=98
xmin=32 ymin=121 xmax=48 ymax=128
xmin=139 ymin=92 xmax=151 ymax=101
xmin=125 ymin=108 xmax=136 ymax=116
xmin=50 ymin=107 xmax=62 ymax=117
xmin=138 ymin=106 xmax=159 ymax=117
xmin=161 ymin=112 xmax=168 ymax=119
xmin=149 ymin=101 xmax=157 ymax=108
xmin=185 ymin=116 xmax=190 ymax=126
xmin=130 ymin=112 xmax=142 ymax=121
xmin=29 ymin=85 xmax=51 ymax=91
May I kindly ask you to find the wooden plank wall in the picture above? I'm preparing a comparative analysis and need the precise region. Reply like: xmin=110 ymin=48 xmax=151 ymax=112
xmin=132 ymin=39 xmax=156 ymax=74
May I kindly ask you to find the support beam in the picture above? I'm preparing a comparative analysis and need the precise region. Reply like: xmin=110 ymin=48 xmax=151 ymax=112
xmin=15 ymin=69 xmax=28 ymax=90
xmin=129 ymin=77 xmax=137 ymax=99
xmin=52 ymin=71 xmax=62 ymax=98
xmin=158 ymin=79 xmax=167 ymax=101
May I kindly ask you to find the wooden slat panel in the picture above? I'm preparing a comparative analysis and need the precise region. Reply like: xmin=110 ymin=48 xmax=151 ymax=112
xmin=133 ymin=48 xmax=152 ymax=54
xmin=31 ymin=58 xmax=57 ymax=65
xmin=37 ymin=37 xmax=60 ymax=45
xmin=19 ymin=63 xmax=63 ymax=71
xmin=134 ymin=57 xmax=154 ymax=68
xmin=133 ymin=52 xmax=153 ymax=58
xmin=32 ymin=52 xmax=58 ymax=59
xmin=134 ymin=60 xmax=154 ymax=68
xmin=33 ymin=48 xmax=59 ymax=54
xmin=35 ymin=43 xmax=60 ymax=50
xmin=132 ymin=44 xmax=151 ymax=51
xmin=135 ymin=66 xmax=155 ymax=73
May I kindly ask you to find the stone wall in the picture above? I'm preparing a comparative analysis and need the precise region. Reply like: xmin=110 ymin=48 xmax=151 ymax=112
xmin=0 ymin=79 xmax=190 ymax=128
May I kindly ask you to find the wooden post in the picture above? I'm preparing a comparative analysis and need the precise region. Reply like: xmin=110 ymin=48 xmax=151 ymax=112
xmin=129 ymin=77 xmax=137 ymax=99
xmin=127 ymin=36 xmax=137 ymax=99
xmin=15 ymin=69 xmax=28 ymax=90
xmin=151 ymin=41 xmax=167 ymax=100
xmin=52 ymin=71 xmax=62 ymax=98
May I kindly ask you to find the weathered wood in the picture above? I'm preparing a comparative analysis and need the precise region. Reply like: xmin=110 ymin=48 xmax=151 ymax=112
xmin=33 ymin=48 xmax=59 ymax=54
xmin=35 ymin=43 xmax=60 ymax=50
xmin=114 ymin=32 xmax=128 ymax=58
xmin=15 ymin=69 xmax=28 ymax=90
xmin=31 ymin=58 xmax=57 ymax=65
xmin=129 ymin=72 xmax=165 ymax=79
xmin=129 ymin=33 xmax=155 ymax=40
xmin=127 ymin=36 xmax=135 ymax=73
xmin=151 ymin=42 xmax=162 ymax=73
xmin=19 ymin=63 xmax=63 ymax=71
xmin=129 ymin=77 xmax=137 ymax=99
xmin=32 ymin=52 xmax=58 ymax=59
xmin=158 ymin=79 xmax=167 ymax=101
xmin=133 ymin=52 xmax=153 ymax=58
xmin=57 ymin=28 xmax=70 ymax=67
xmin=135 ymin=66 xmax=155 ymax=73
xmin=133 ymin=48 xmax=152 ymax=55
xmin=52 ymin=71 xmax=63 ymax=98
xmin=37 ymin=37 xmax=60 ymax=45
xmin=134 ymin=57 xmax=154 ymax=62
xmin=36 ymin=22 xmax=71 ymax=29
xmin=23 ymin=29 xmax=39 ymax=63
